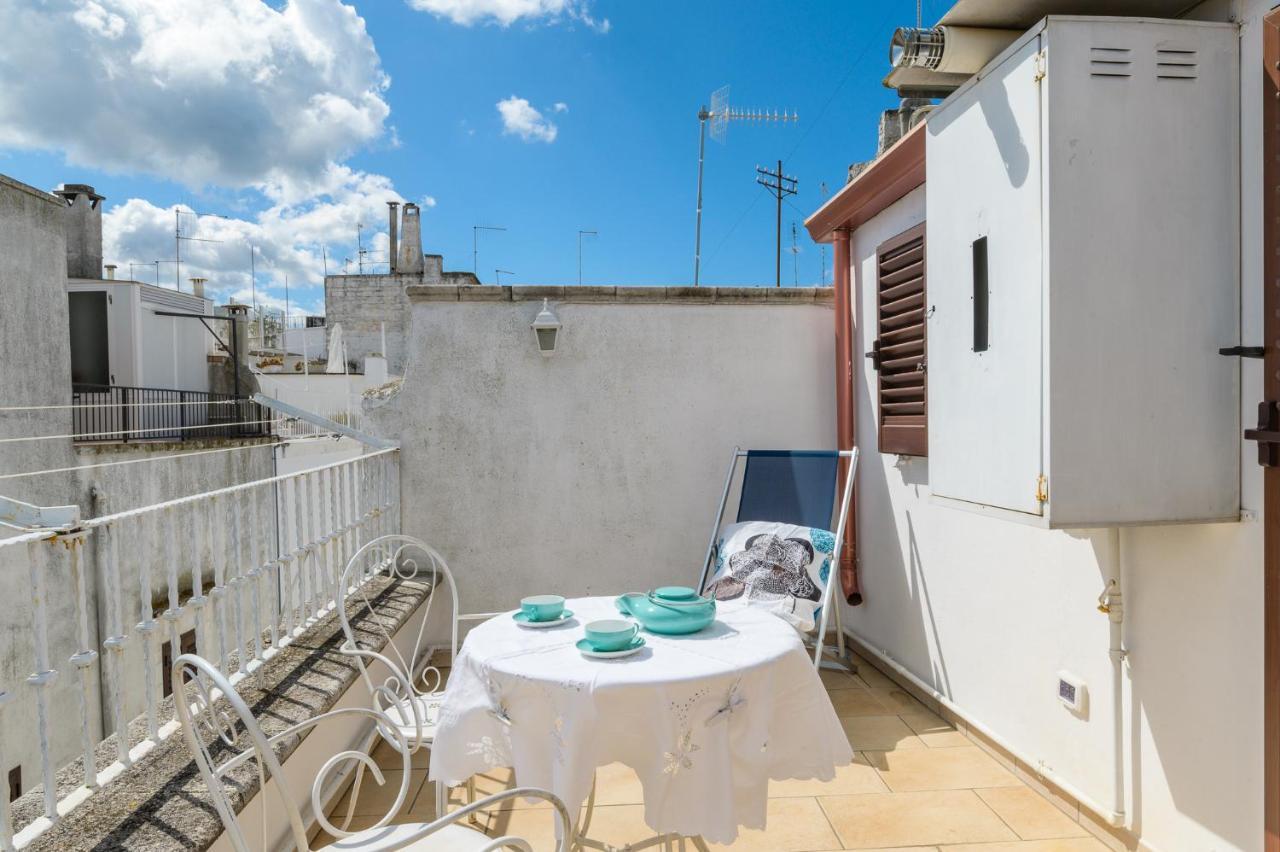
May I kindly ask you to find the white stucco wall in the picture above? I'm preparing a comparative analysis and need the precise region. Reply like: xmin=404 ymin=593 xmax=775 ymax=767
xmin=369 ymin=286 xmax=836 ymax=617
xmin=841 ymin=11 xmax=1265 ymax=841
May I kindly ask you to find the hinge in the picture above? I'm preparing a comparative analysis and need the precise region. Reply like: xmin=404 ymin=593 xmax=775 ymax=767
xmin=1035 ymin=474 xmax=1048 ymax=504
xmin=1034 ymin=50 xmax=1047 ymax=81
xmin=1244 ymin=401 xmax=1280 ymax=466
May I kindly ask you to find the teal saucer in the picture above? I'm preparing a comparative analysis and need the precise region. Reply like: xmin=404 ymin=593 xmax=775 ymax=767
xmin=512 ymin=610 xmax=573 ymax=628
xmin=576 ymin=635 xmax=645 ymax=659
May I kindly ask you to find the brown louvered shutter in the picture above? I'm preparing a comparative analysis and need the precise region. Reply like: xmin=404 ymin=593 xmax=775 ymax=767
xmin=871 ymin=223 xmax=927 ymax=456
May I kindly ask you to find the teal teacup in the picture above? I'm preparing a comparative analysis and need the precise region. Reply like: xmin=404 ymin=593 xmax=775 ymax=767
xmin=583 ymin=618 xmax=639 ymax=651
xmin=520 ymin=594 xmax=565 ymax=622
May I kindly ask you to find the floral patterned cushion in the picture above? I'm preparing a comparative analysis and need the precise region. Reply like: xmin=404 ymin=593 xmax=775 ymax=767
xmin=705 ymin=521 xmax=836 ymax=632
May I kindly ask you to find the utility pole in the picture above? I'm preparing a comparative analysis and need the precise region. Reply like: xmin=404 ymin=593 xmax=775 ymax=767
xmin=755 ymin=160 xmax=798 ymax=287
xmin=578 ymin=230 xmax=597 ymax=286
xmin=474 ymin=226 xmax=506 ymax=282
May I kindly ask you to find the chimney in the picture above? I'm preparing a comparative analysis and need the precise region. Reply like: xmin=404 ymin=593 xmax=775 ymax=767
xmin=53 ymin=183 xmax=104 ymax=279
xmin=189 ymin=277 xmax=207 ymax=298
xmin=397 ymin=203 xmax=424 ymax=275
xmin=387 ymin=201 xmax=400 ymax=274
xmin=104 ymin=264 xmax=116 ymax=280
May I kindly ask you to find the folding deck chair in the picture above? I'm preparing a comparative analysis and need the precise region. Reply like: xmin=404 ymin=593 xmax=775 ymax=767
xmin=696 ymin=447 xmax=859 ymax=671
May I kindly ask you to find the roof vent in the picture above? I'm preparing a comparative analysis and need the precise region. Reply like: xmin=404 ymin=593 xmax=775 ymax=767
xmin=885 ymin=25 xmax=1020 ymax=97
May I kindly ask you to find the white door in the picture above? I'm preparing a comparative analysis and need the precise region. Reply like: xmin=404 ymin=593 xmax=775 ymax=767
xmin=926 ymin=34 xmax=1045 ymax=515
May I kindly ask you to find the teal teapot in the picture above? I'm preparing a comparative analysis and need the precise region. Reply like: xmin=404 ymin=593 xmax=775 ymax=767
xmin=615 ymin=586 xmax=716 ymax=635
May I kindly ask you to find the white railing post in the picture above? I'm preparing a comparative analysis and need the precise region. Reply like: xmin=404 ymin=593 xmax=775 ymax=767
xmin=102 ymin=522 xmax=131 ymax=769
xmin=65 ymin=530 xmax=99 ymax=789
xmin=247 ymin=484 xmax=265 ymax=664
xmin=190 ymin=503 xmax=208 ymax=662
xmin=211 ymin=496 xmax=230 ymax=672
xmin=161 ymin=506 xmax=183 ymax=708
xmin=25 ymin=539 xmax=59 ymax=823
xmin=137 ymin=515 xmax=159 ymax=742
xmin=230 ymin=494 xmax=248 ymax=677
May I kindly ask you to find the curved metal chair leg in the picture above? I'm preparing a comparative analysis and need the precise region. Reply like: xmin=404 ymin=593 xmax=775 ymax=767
xmin=434 ymin=779 xmax=447 ymax=819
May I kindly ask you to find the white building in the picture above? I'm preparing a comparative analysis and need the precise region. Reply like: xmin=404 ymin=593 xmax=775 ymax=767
xmin=806 ymin=2 xmax=1275 ymax=849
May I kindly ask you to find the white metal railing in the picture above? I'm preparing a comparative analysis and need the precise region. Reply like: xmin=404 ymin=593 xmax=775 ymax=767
xmin=0 ymin=447 xmax=400 ymax=850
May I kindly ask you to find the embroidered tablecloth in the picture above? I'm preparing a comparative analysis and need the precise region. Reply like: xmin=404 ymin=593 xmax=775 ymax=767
xmin=428 ymin=596 xmax=852 ymax=843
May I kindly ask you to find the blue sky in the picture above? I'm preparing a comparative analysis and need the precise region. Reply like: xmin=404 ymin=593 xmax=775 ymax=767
xmin=0 ymin=0 xmax=943 ymax=316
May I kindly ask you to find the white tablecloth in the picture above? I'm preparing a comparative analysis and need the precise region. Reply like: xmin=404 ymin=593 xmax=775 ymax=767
xmin=428 ymin=596 xmax=852 ymax=843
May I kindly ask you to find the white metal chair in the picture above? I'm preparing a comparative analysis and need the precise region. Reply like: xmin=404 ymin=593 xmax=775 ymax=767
xmin=337 ymin=535 xmax=460 ymax=817
xmin=173 ymin=652 xmax=572 ymax=851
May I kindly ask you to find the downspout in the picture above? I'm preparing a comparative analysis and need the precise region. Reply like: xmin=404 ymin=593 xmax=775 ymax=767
xmin=833 ymin=228 xmax=862 ymax=605
xmin=1098 ymin=528 xmax=1127 ymax=828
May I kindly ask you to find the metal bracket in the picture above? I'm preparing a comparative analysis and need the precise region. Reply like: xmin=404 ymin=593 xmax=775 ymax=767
xmin=1245 ymin=400 xmax=1280 ymax=467
xmin=0 ymin=495 xmax=80 ymax=531
xmin=1219 ymin=345 xmax=1265 ymax=358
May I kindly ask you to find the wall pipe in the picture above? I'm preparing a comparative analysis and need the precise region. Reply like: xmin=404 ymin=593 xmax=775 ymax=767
xmin=832 ymin=229 xmax=861 ymax=604
xmin=845 ymin=627 xmax=1126 ymax=828
xmin=1100 ymin=527 xmax=1127 ymax=828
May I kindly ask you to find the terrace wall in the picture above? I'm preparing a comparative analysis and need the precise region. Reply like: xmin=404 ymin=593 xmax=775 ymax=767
xmin=372 ymin=285 xmax=836 ymax=617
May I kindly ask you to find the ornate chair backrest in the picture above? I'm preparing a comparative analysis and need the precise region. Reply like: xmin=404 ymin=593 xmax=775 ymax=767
xmin=172 ymin=653 xmax=414 ymax=852
xmin=336 ymin=534 xmax=459 ymax=736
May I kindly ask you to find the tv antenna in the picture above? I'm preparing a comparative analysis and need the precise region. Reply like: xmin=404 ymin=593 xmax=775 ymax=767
xmin=788 ymin=221 xmax=801 ymax=286
xmin=693 ymin=84 xmax=797 ymax=286
xmin=755 ymin=160 xmax=798 ymax=288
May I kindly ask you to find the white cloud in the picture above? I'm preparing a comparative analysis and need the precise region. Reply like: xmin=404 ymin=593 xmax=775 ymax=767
xmin=407 ymin=0 xmax=608 ymax=30
xmin=102 ymin=164 xmax=430 ymax=318
xmin=496 ymin=96 xmax=557 ymax=143
xmin=0 ymin=0 xmax=391 ymax=193
xmin=552 ymin=102 xmax=569 ymax=113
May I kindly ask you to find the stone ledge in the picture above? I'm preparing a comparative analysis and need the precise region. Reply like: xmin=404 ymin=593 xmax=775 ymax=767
xmin=20 ymin=576 xmax=431 ymax=852
xmin=405 ymin=284 xmax=834 ymax=305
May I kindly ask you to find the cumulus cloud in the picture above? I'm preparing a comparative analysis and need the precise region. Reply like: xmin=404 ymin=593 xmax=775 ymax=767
xmin=552 ymin=102 xmax=569 ymax=113
xmin=496 ymin=96 xmax=558 ymax=143
xmin=103 ymin=165 xmax=435 ymax=318
xmin=407 ymin=0 xmax=608 ymax=31
xmin=0 ymin=0 xmax=391 ymax=193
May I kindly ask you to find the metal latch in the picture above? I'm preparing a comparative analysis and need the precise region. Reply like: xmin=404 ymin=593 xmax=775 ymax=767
xmin=1035 ymin=474 xmax=1048 ymax=504
xmin=865 ymin=340 xmax=882 ymax=372
xmin=1245 ymin=401 xmax=1280 ymax=467
xmin=1219 ymin=346 xmax=1265 ymax=358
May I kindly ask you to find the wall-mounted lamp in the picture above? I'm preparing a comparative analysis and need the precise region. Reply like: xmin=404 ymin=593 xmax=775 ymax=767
xmin=531 ymin=298 xmax=561 ymax=357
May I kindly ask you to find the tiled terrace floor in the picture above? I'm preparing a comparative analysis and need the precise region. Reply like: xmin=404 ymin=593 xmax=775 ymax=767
xmin=318 ymin=658 xmax=1110 ymax=851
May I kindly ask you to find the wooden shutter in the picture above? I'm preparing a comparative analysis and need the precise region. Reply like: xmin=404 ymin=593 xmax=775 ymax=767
xmin=872 ymin=223 xmax=927 ymax=456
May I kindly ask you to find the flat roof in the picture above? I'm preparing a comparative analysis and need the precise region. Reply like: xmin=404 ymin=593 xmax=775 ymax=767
xmin=936 ymin=0 xmax=1198 ymax=27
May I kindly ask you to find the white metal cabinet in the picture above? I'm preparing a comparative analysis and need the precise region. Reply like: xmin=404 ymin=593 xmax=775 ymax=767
xmin=926 ymin=16 xmax=1239 ymax=527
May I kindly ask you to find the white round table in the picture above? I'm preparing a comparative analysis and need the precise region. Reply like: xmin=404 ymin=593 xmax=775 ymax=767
xmin=428 ymin=596 xmax=852 ymax=845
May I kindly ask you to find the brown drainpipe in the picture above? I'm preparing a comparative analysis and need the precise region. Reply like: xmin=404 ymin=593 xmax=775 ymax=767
xmin=833 ymin=229 xmax=861 ymax=605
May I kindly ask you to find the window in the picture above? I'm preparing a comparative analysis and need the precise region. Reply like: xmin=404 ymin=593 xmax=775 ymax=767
xmin=871 ymin=223 xmax=927 ymax=456
xmin=161 ymin=629 xmax=197 ymax=698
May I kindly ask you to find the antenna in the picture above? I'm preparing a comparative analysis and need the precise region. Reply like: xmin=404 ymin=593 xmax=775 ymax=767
xmin=755 ymin=160 xmax=798 ymax=288
xmin=693 ymin=84 xmax=797 ymax=286
xmin=788 ymin=221 xmax=801 ymax=286
xmin=356 ymin=223 xmax=366 ymax=275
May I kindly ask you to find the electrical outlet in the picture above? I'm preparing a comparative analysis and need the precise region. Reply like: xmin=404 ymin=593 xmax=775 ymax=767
xmin=1057 ymin=671 xmax=1087 ymax=715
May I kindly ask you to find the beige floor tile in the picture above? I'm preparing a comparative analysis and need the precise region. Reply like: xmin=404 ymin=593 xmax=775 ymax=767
xmin=869 ymin=686 xmax=930 ymax=715
xmin=592 ymin=761 xmax=648 ymax=806
xmin=488 ymin=803 xmax=650 ymax=850
xmin=329 ymin=769 xmax=428 ymax=818
xmin=849 ymin=657 xmax=897 ymax=689
xmin=819 ymin=790 xmax=1018 ymax=848
xmin=820 ymin=668 xmax=862 ymax=690
xmin=370 ymin=737 xmax=432 ymax=770
xmin=707 ymin=797 xmax=840 ymax=852
xmin=937 ymin=839 xmax=1111 ymax=852
xmin=871 ymin=747 xmax=1021 ymax=793
xmin=898 ymin=712 xmax=971 ymax=748
xmin=771 ymin=754 xmax=890 ymax=797
xmin=842 ymin=716 xmax=927 ymax=751
xmin=831 ymin=687 xmax=900 ymax=718
xmin=312 ymin=812 xmax=388 ymax=848
xmin=975 ymin=787 xmax=1088 ymax=841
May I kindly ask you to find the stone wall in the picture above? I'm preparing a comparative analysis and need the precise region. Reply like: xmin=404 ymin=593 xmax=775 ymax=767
xmin=324 ymin=260 xmax=481 ymax=376
xmin=368 ymin=284 xmax=836 ymax=617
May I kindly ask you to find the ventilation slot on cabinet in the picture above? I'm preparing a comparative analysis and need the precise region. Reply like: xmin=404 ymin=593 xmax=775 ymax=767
xmin=1089 ymin=47 xmax=1131 ymax=78
xmin=1156 ymin=47 xmax=1197 ymax=80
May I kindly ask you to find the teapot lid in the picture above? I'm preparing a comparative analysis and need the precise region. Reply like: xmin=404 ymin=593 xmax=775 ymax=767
xmin=653 ymin=585 xmax=699 ymax=601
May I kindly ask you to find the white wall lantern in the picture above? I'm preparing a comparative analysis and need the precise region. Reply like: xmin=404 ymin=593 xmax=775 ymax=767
xmin=531 ymin=298 xmax=561 ymax=357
